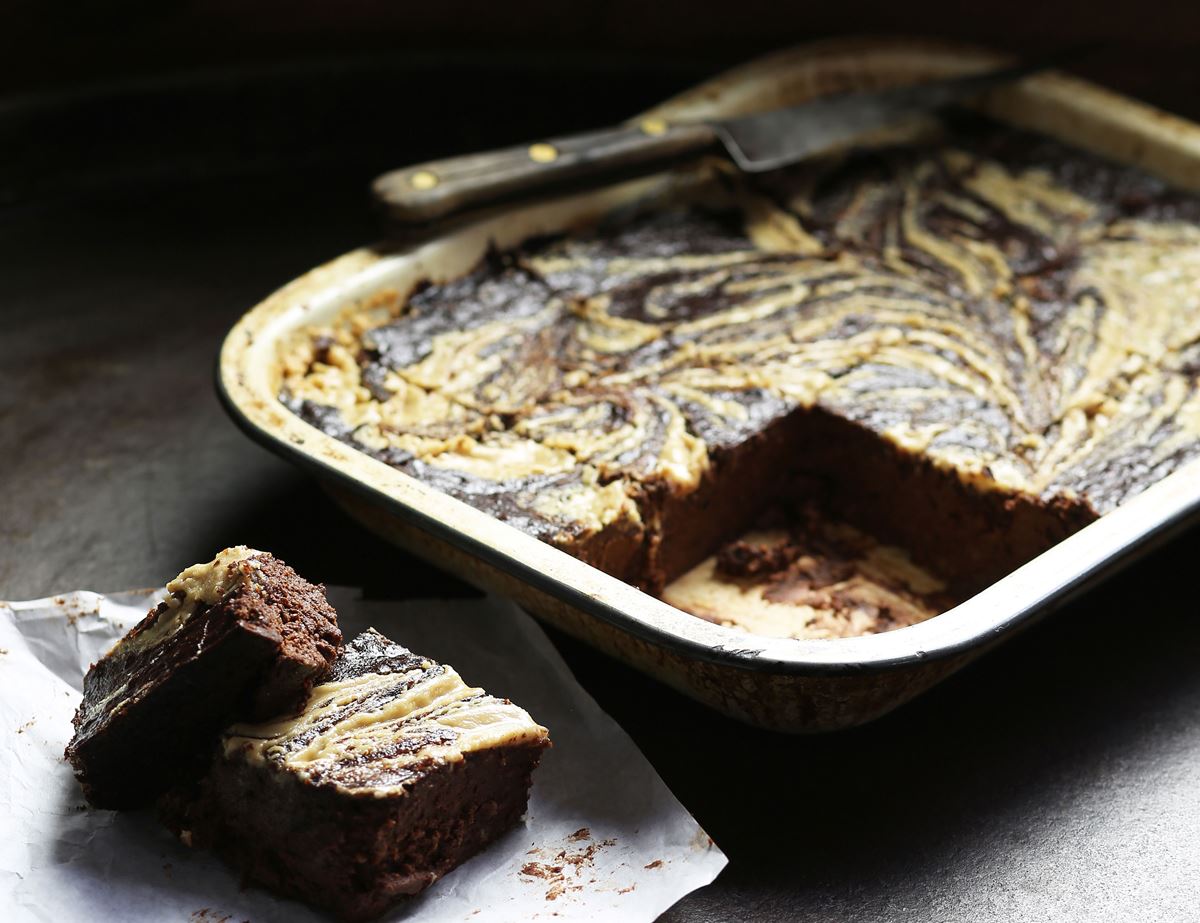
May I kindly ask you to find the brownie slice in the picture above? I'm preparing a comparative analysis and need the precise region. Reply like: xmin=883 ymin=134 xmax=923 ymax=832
xmin=167 ymin=628 xmax=550 ymax=921
xmin=65 ymin=547 xmax=342 ymax=809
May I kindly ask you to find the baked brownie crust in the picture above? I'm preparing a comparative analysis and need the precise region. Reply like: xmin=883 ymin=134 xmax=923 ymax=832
xmin=227 ymin=554 xmax=345 ymax=718
xmin=66 ymin=548 xmax=341 ymax=809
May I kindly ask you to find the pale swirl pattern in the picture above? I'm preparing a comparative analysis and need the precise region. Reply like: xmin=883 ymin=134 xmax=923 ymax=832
xmin=280 ymin=120 xmax=1200 ymax=596
xmin=223 ymin=629 xmax=547 ymax=794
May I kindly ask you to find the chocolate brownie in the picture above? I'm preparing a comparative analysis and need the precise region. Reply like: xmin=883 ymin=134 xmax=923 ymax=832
xmin=66 ymin=547 xmax=342 ymax=809
xmin=280 ymin=115 xmax=1200 ymax=636
xmin=166 ymin=629 xmax=550 ymax=921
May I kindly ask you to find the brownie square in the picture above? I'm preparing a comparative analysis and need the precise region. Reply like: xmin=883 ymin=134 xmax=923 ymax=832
xmin=66 ymin=547 xmax=342 ymax=809
xmin=167 ymin=628 xmax=550 ymax=920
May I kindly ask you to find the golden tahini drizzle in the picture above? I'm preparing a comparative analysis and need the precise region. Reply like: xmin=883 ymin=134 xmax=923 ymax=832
xmin=223 ymin=642 xmax=546 ymax=796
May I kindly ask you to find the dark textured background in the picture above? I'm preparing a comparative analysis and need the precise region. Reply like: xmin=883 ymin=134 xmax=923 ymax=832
xmin=4 ymin=8 xmax=1200 ymax=920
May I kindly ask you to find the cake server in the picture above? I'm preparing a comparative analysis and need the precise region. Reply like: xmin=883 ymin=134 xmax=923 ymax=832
xmin=373 ymin=58 xmax=1052 ymax=226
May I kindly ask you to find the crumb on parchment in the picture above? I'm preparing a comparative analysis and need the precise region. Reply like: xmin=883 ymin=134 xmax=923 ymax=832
xmin=519 ymin=830 xmax=619 ymax=902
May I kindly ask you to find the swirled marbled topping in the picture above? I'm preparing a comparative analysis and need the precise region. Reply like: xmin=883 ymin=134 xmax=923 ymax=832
xmin=221 ymin=629 xmax=548 ymax=794
xmin=280 ymin=117 xmax=1200 ymax=633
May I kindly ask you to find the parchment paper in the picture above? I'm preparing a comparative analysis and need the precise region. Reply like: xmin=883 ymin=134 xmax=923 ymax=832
xmin=0 ymin=587 xmax=726 ymax=922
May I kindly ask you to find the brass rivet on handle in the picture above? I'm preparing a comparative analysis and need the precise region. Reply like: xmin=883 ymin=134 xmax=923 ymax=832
xmin=409 ymin=170 xmax=439 ymax=190
xmin=640 ymin=117 xmax=668 ymax=136
xmin=528 ymin=143 xmax=559 ymax=163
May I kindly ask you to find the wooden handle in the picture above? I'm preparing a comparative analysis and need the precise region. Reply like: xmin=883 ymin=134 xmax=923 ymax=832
xmin=372 ymin=117 xmax=716 ymax=225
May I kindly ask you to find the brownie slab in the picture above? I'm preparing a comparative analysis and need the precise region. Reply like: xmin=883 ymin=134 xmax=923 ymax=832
xmin=279 ymin=115 xmax=1200 ymax=635
xmin=65 ymin=547 xmax=342 ymax=809
xmin=169 ymin=628 xmax=550 ymax=921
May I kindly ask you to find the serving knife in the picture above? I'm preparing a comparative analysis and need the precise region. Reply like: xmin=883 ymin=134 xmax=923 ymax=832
xmin=372 ymin=57 xmax=1058 ymax=228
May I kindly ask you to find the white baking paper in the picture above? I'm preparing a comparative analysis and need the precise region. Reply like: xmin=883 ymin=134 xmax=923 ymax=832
xmin=0 ymin=587 xmax=726 ymax=922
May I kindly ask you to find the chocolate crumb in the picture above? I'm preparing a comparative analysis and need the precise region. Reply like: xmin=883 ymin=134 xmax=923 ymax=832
xmin=716 ymin=540 xmax=800 ymax=578
xmin=520 ymin=862 xmax=563 ymax=879
xmin=189 ymin=911 xmax=235 ymax=923
xmin=644 ymin=859 xmax=663 ymax=870
xmin=520 ymin=833 xmax=617 ymax=902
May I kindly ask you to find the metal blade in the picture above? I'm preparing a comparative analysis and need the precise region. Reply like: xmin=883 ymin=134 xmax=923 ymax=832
xmin=709 ymin=59 xmax=1054 ymax=173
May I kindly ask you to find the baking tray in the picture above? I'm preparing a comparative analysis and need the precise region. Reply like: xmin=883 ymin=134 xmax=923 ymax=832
xmin=217 ymin=36 xmax=1200 ymax=732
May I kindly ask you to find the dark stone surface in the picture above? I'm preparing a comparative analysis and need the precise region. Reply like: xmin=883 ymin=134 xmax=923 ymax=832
xmin=3 ymin=56 xmax=1199 ymax=922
